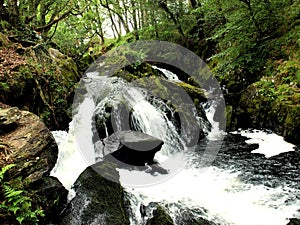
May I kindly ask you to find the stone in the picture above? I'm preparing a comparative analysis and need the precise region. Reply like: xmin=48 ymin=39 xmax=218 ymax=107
xmin=146 ymin=206 xmax=174 ymax=225
xmin=103 ymin=131 xmax=164 ymax=166
xmin=0 ymin=45 xmax=80 ymax=130
xmin=287 ymin=218 xmax=300 ymax=225
xmin=237 ymin=80 xmax=300 ymax=145
xmin=58 ymin=161 xmax=130 ymax=225
xmin=0 ymin=103 xmax=67 ymax=224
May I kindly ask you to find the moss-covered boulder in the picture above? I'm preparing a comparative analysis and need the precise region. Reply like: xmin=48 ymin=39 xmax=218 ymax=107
xmin=0 ymin=44 xmax=80 ymax=130
xmin=58 ymin=161 xmax=130 ymax=225
xmin=146 ymin=205 xmax=174 ymax=225
xmin=237 ymin=74 xmax=300 ymax=144
xmin=0 ymin=103 xmax=67 ymax=224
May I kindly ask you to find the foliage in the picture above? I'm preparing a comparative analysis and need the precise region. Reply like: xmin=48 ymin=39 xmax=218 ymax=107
xmin=0 ymin=164 xmax=44 ymax=225
xmin=0 ymin=44 xmax=79 ymax=129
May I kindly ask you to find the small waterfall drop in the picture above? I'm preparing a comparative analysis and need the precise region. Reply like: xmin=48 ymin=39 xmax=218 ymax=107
xmin=50 ymin=68 xmax=300 ymax=225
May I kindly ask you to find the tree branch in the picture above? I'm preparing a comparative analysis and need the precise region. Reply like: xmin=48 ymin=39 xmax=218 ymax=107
xmin=35 ymin=9 xmax=71 ymax=32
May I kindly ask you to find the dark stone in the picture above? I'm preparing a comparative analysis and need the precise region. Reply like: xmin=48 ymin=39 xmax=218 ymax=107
xmin=0 ymin=103 xmax=67 ymax=224
xmin=287 ymin=218 xmax=300 ymax=225
xmin=103 ymin=131 xmax=163 ymax=166
xmin=29 ymin=176 xmax=68 ymax=224
xmin=146 ymin=205 xmax=174 ymax=225
xmin=58 ymin=161 xmax=130 ymax=225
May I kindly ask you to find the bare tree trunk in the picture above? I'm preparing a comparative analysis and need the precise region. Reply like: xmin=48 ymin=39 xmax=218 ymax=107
xmin=109 ymin=11 xmax=120 ymax=39
xmin=150 ymin=8 xmax=159 ymax=38
xmin=100 ymin=0 xmax=130 ymax=35
xmin=131 ymin=0 xmax=139 ymax=39
xmin=121 ymin=0 xmax=130 ymax=32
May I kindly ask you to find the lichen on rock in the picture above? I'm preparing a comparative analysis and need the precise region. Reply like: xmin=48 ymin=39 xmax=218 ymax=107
xmin=0 ymin=103 xmax=67 ymax=224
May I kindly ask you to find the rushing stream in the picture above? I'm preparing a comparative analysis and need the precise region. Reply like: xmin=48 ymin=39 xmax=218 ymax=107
xmin=51 ymin=69 xmax=300 ymax=225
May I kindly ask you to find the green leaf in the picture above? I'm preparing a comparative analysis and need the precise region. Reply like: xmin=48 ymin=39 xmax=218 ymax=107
xmin=5 ymin=190 xmax=23 ymax=199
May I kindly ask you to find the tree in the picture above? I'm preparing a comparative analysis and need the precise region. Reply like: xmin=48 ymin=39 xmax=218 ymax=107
xmin=0 ymin=0 xmax=81 ymax=40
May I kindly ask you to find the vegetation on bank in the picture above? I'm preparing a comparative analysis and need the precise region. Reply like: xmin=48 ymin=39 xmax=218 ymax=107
xmin=0 ymin=1 xmax=299 ymax=224
xmin=0 ymin=0 xmax=299 ymax=136
xmin=0 ymin=165 xmax=44 ymax=225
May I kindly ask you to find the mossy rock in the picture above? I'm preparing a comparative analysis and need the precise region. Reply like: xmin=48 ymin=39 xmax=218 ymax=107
xmin=175 ymin=81 xmax=207 ymax=102
xmin=0 ymin=46 xmax=80 ymax=129
xmin=146 ymin=206 xmax=174 ymax=225
xmin=0 ymin=104 xmax=67 ymax=224
xmin=283 ymin=104 xmax=300 ymax=144
xmin=59 ymin=161 xmax=130 ymax=225
xmin=237 ymin=77 xmax=300 ymax=144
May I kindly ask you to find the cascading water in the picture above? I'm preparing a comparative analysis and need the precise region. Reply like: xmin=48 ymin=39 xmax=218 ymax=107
xmin=51 ymin=69 xmax=300 ymax=225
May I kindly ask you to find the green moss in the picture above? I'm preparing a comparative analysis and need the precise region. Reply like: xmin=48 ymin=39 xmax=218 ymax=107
xmin=60 ymin=162 xmax=130 ymax=225
xmin=284 ymin=105 xmax=300 ymax=143
xmin=147 ymin=206 xmax=174 ymax=225
xmin=0 ymin=32 xmax=10 ymax=47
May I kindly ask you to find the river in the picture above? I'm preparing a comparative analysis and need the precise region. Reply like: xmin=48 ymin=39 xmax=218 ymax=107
xmin=50 ymin=70 xmax=300 ymax=225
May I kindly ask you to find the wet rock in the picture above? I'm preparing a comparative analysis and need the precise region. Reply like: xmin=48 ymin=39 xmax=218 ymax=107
xmin=287 ymin=218 xmax=300 ymax=225
xmin=237 ymin=79 xmax=300 ymax=145
xmin=0 ymin=103 xmax=67 ymax=224
xmin=104 ymin=131 xmax=163 ymax=166
xmin=59 ymin=161 xmax=130 ymax=225
xmin=146 ymin=205 xmax=174 ymax=225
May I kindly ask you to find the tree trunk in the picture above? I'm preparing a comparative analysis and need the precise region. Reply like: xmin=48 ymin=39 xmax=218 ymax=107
xmin=150 ymin=8 xmax=159 ymax=38
xmin=121 ymin=0 xmax=130 ymax=32
xmin=131 ymin=0 xmax=139 ymax=40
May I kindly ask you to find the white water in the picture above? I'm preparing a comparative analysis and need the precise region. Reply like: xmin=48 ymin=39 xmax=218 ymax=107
xmin=50 ymin=72 xmax=299 ymax=224
xmin=152 ymin=65 xmax=180 ymax=81
xmin=125 ymin=107 xmax=299 ymax=225
xmin=126 ymin=165 xmax=299 ymax=225
xmin=232 ymin=129 xmax=296 ymax=158
xmin=203 ymin=100 xmax=226 ymax=141
xmin=51 ymin=97 xmax=95 ymax=198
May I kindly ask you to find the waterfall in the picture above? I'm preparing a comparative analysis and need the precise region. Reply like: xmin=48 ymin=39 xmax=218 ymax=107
xmin=51 ymin=69 xmax=300 ymax=225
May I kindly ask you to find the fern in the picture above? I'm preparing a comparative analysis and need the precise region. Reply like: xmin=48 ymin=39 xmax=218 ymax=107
xmin=0 ymin=164 xmax=44 ymax=225
xmin=0 ymin=164 xmax=15 ymax=181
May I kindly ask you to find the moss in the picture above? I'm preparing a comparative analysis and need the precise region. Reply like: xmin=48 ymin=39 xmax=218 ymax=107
xmin=283 ymin=105 xmax=300 ymax=144
xmin=147 ymin=206 xmax=174 ymax=225
xmin=237 ymin=69 xmax=300 ymax=144
xmin=0 ymin=32 xmax=10 ymax=47
xmin=60 ymin=161 xmax=130 ymax=225
xmin=225 ymin=105 xmax=233 ymax=130
xmin=175 ymin=81 xmax=206 ymax=102
xmin=0 ymin=47 xmax=80 ymax=129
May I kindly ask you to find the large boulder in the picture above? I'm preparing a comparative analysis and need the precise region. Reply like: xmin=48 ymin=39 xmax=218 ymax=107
xmin=0 ymin=103 xmax=67 ymax=224
xmin=236 ymin=79 xmax=300 ymax=145
xmin=58 ymin=161 xmax=130 ymax=225
xmin=103 ymin=131 xmax=164 ymax=166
